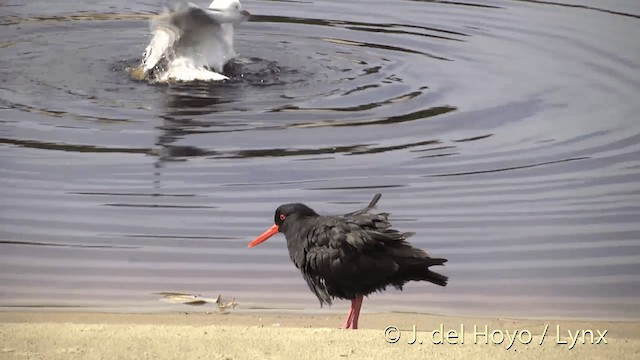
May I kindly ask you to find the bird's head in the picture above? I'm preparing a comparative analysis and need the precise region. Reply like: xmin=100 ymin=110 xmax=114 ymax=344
xmin=208 ymin=0 xmax=251 ymax=24
xmin=248 ymin=203 xmax=319 ymax=248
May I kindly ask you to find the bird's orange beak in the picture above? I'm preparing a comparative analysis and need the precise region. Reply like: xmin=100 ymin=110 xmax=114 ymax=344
xmin=248 ymin=224 xmax=279 ymax=248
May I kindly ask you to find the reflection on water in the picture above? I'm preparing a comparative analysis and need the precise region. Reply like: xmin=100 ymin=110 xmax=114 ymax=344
xmin=0 ymin=0 xmax=639 ymax=320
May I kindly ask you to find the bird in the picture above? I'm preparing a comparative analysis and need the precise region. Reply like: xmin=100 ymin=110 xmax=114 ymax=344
xmin=140 ymin=0 xmax=250 ymax=82
xmin=248 ymin=194 xmax=448 ymax=330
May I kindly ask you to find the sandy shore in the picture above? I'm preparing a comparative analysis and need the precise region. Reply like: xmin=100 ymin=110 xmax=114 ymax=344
xmin=1 ymin=311 xmax=639 ymax=359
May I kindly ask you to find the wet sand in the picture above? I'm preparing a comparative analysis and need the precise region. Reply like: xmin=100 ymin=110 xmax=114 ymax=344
xmin=1 ymin=311 xmax=639 ymax=359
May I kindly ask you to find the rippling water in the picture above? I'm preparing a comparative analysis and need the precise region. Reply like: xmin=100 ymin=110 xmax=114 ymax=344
xmin=1 ymin=0 xmax=639 ymax=320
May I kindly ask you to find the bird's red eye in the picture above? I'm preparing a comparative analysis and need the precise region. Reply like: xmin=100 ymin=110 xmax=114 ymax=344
xmin=279 ymin=214 xmax=286 ymax=221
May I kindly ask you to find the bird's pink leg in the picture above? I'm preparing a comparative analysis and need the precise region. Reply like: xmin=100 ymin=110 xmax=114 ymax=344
xmin=341 ymin=304 xmax=355 ymax=329
xmin=342 ymin=295 xmax=364 ymax=330
xmin=350 ymin=295 xmax=364 ymax=329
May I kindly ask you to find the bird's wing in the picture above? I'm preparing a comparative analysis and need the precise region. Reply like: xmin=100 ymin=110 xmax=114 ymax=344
xmin=338 ymin=194 xmax=425 ymax=255
xmin=142 ymin=12 xmax=181 ymax=73
xmin=338 ymin=193 xmax=398 ymax=234
xmin=142 ymin=3 xmax=222 ymax=73
xmin=301 ymin=218 xmax=447 ymax=301
xmin=300 ymin=220 xmax=401 ymax=300
xmin=342 ymin=193 xmax=382 ymax=217
xmin=170 ymin=4 xmax=222 ymax=47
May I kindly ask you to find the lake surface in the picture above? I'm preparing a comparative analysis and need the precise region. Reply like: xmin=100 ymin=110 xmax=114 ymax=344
xmin=1 ymin=0 xmax=639 ymax=320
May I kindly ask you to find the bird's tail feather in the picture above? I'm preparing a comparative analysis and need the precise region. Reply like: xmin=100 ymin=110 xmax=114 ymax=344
xmin=344 ymin=193 xmax=382 ymax=217
xmin=396 ymin=257 xmax=448 ymax=287
xmin=424 ymin=269 xmax=448 ymax=287
xmin=418 ymin=257 xmax=448 ymax=286
xmin=426 ymin=257 xmax=447 ymax=267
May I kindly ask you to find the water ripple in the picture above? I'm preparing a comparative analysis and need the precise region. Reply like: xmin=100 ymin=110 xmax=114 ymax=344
xmin=0 ymin=0 xmax=639 ymax=320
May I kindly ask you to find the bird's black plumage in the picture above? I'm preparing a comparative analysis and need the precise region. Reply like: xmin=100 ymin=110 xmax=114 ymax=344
xmin=273 ymin=194 xmax=448 ymax=306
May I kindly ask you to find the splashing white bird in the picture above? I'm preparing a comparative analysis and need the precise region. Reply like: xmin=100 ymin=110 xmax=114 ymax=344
xmin=141 ymin=0 xmax=250 ymax=82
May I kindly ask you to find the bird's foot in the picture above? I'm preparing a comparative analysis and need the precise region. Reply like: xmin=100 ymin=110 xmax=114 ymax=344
xmin=341 ymin=319 xmax=358 ymax=330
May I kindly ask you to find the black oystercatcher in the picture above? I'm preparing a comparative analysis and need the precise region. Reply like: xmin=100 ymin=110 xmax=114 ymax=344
xmin=248 ymin=194 xmax=448 ymax=329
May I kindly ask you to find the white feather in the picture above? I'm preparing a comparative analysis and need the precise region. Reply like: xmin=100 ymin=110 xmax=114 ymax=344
xmin=141 ymin=0 xmax=250 ymax=82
